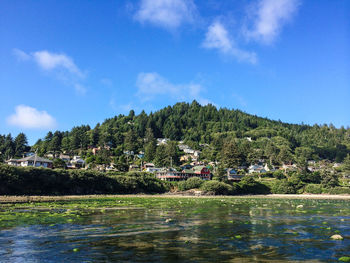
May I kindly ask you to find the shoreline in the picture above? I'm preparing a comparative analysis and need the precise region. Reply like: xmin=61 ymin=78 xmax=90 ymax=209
xmin=0 ymin=193 xmax=350 ymax=203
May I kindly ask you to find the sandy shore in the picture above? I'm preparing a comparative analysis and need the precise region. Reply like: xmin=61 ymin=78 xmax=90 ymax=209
xmin=0 ymin=193 xmax=349 ymax=203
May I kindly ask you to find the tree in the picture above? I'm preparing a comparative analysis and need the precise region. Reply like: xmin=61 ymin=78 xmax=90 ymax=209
xmin=124 ymin=128 xmax=138 ymax=153
xmin=321 ymin=170 xmax=339 ymax=188
xmin=3 ymin=134 xmax=15 ymax=159
xmin=154 ymin=145 xmax=167 ymax=167
xmin=278 ymin=146 xmax=293 ymax=165
xmin=342 ymin=154 xmax=350 ymax=177
xmin=144 ymin=140 xmax=157 ymax=162
xmin=213 ymin=166 xmax=226 ymax=182
xmin=14 ymin=133 xmax=28 ymax=157
xmin=165 ymin=141 xmax=179 ymax=166
xmin=294 ymin=147 xmax=313 ymax=172
xmin=49 ymin=131 xmax=62 ymax=157
xmin=220 ymin=139 xmax=242 ymax=168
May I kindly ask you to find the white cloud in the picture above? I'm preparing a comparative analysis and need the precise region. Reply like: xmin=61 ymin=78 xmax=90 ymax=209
xmin=202 ymin=21 xmax=257 ymax=64
xmin=134 ymin=0 xmax=197 ymax=30
xmin=13 ymin=49 xmax=86 ymax=94
xmin=136 ymin=72 xmax=211 ymax=104
xmin=244 ymin=0 xmax=300 ymax=44
xmin=7 ymin=105 xmax=56 ymax=129
xmin=32 ymin=50 xmax=84 ymax=77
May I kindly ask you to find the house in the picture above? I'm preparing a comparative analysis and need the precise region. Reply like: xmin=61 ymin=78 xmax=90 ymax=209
xmin=183 ymin=148 xmax=195 ymax=154
xmin=156 ymin=138 xmax=169 ymax=145
xmin=248 ymin=164 xmax=267 ymax=174
xmin=59 ymin=154 xmax=71 ymax=162
xmin=68 ymin=156 xmax=85 ymax=169
xmin=145 ymin=167 xmax=163 ymax=173
xmin=156 ymin=166 xmax=212 ymax=181
xmin=178 ymin=144 xmax=190 ymax=151
xmin=6 ymin=155 xmax=53 ymax=168
xmin=182 ymin=166 xmax=211 ymax=180
xmin=5 ymin=159 xmax=20 ymax=166
xmin=226 ymin=168 xmax=244 ymax=181
xmin=155 ymin=169 xmax=187 ymax=181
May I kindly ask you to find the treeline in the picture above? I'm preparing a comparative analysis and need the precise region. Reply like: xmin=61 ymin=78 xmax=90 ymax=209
xmin=178 ymin=170 xmax=350 ymax=195
xmin=1 ymin=164 xmax=349 ymax=196
xmin=0 ymin=164 xmax=168 ymax=195
xmin=1 ymin=101 xmax=349 ymax=167
xmin=0 ymin=133 xmax=30 ymax=161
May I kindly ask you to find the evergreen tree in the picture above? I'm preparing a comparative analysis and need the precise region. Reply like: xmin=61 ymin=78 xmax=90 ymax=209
xmin=14 ymin=133 xmax=28 ymax=157
xmin=220 ymin=139 xmax=242 ymax=168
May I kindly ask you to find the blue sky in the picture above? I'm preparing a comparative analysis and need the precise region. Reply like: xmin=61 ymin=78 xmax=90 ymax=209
xmin=0 ymin=0 xmax=349 ymax=145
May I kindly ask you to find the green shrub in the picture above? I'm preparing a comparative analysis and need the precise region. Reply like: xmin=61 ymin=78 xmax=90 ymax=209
xmin=321 ymin=171 xmax=339 ymax=188
xmin=273 ymin=170 xmax=286 ymax=180
xmin=324 ymin=187 xmax=350 ymax=195
xmin=178 ymin=177 xmax=204 ymax=191
xmin=0 ymin=164 xmax=167 ymax=195
xmin=271 ymin=179 xmax=297 ymax=194
xmin=238 ymin=176 xmax=271 ymax=194
xmin=304 ymin=184 xmax=323 ymax=194
xmin=299 ymin=171 xmax=321 ymax=184
xmin=200 ymin=181 xmax=232 ymax=195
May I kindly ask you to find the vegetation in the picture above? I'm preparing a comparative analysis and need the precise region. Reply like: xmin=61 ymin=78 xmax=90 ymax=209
xmin=178 ymin=177 xmax=204 ymax=191
xmin=0 ymin=164 xmax=168 ymax=195
xmin=200 ymin=181 xmax=233 ymax=195
xmin=1 ymin=101 xmax=349 ymax=169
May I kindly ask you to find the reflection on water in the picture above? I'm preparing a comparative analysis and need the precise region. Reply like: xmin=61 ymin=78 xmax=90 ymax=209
xmin=0 ymin=198 xmax=349 ymax=262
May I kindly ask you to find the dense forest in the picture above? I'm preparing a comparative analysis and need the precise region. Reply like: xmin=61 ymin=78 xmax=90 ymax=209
xmin=1 ymin=101 xmax=349 ymax=170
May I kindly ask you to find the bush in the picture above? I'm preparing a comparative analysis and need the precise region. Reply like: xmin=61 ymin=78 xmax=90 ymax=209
xmin=271 ymin=179 xmax=297 ymax=194
xmin=0 ymin=164 xmax=168 ymax=195
xmin=238 ymin=176 xmax=271 ymax=194
xmin=178 ymin=177 xmax=204 ymax=191
xmin=273 ymin=170 xmax=286 ymax=180
xmin=321 ymin=171 xmax=339 ymax=188
xmin=299 ymin=171 xmax=321 ymax=184
xmin=200 ymin=181 xmax=232 ymax=195
xmin=324 ymin=187 xmax=350 ymax=195
xmin=304 ymin=184 xmax=323 ymax=194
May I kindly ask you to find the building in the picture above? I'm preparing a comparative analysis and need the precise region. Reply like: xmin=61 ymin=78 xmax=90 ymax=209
xmin=155 ymin=166 xmax=212 ymax=181
xmin=226 ymin=168 xmax=244 ymax=181
xmin=67 ymin=156 xmax=85 ymax=169
xmin=248 ymin=164 xmax=267 ymax=174
xmin=5 ymin=155 xmax=53 ymax=168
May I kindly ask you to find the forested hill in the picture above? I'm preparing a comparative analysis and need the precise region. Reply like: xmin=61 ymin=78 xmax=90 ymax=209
xmin=1 ymin=101 xmax=349 ymax=164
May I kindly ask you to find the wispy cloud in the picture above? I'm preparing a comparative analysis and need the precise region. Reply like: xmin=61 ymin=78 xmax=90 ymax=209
xmin=134 ymin=0 xmax=197 ymax=30
xmin=13 ymin=48 xmax=31 ymax=61
xmin=32 ymin=50 xmax=84 ymax=78
xmin=13 ymin=49 xmax=87 ymax=94
xmin=136 ymin=72 xmax=211 ymax=105
xmin=7 ymin=105 xmax=56 ymax=129
xmin=202 ymin=21 xmax=257 ymax=64
xmin=243 ymin=0 xmax=300 ymax=44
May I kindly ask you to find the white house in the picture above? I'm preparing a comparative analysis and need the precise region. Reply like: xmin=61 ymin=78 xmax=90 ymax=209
xmin=6 ymin=155 xmax=53 ymax=168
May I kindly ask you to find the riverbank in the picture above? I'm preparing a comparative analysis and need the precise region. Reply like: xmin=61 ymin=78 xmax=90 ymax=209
xmin=0 ymin=193 xmax=349 ymax=203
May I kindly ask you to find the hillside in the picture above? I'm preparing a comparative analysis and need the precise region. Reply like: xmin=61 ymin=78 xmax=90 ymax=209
xmin=1 ymin=101 xmax=349 ymax=168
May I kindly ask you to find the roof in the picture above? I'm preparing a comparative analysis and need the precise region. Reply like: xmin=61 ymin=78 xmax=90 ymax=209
xmin=182 ymin=169 xmax=195 ymax=174
xmin=16 ymin=155 xmax=52 ymax=163
xmin=193 ymin=166 xmax=206 ymax=172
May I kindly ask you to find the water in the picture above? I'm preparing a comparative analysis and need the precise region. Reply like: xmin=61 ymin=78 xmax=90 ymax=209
xmin=0 ymin=197 xmax=349 ymax=262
